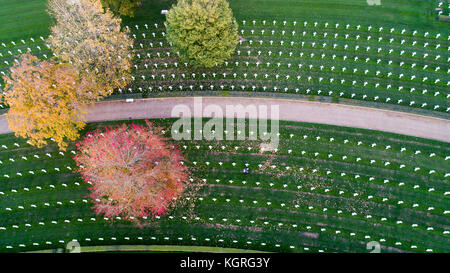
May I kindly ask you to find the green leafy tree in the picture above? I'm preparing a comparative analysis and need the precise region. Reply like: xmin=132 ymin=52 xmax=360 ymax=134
xmin=165 ymin=0 xmax=238 ymax=67
xmin=100 ymin=0 xmax=142 ymax=17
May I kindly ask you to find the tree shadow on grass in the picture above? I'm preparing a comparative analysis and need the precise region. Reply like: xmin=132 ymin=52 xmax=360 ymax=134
xmin=122 ymin=0 xmax=176 ymax=25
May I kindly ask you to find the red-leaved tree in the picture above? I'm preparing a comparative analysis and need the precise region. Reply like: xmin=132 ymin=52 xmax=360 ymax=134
xmin=74 ymin=121 xmax=189 ymax=221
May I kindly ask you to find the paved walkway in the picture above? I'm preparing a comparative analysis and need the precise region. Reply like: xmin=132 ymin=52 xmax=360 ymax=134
xmin=0 ymin=97 xmax=449 ymax=142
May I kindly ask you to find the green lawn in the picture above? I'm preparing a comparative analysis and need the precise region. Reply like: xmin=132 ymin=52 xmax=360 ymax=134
xmin=124 ymin=22 xmax=449 ymax=114
xmin=228 ymin=0 xmax=446 ymax=30
xmin=0 ymin=0 xmax=449 ymax=253
xmin=0 ymin=0 xmax=50 ymax=42
xmin=0 ymin=0 xmax=448 ymax=115
xmin=1 ymin=0 xmax=447 ymax=42
xmin=27 ymin=244 xmax=269 ymax=253
xmin=0 ymin=118 xmax=448 ymax=253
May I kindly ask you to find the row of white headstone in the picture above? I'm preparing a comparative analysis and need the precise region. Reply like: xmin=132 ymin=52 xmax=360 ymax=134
xmin=1 ymin=140 xmax=447 ymax=218
xmin=124 ymin=20 xmax=446 ymax=40
xmin=4 ymin=235 xmax=331 ymax=253
xmin=0 ymin=198 xmax=440 ymax=252
xmin=133 ymin=56 xmax=446 ymax=87
xmin=120 ymin=85 xmax=446 ymax=111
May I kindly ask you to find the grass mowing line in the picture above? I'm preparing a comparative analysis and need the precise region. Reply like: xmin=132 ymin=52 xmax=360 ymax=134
xmin=0 ymin=0 xmax=448 ymax=253
xmin=197 ymin=168 xmax=449 ymax=218
xmin=191 ymin=141 xmax=448 ymax=180
xmin=5 ymin=220 xmax=334 ymax=253
xmin=0 ymin=118 xmax=448 ymax=253
xmin=0 ymin=0 xmax=50 ymax=42
xmin=3 ymin=163 xmax=446 ymax=245
xmin=192 ymin=151 xmax=449 ymax=201
xmin=1 ymin=1 xmax=449 ymax=113
xmin=2 ymin=174 xmax=446 ymax=249
xmin=25 ymin=244 xmax=270 ymax=253
xmin=194 ymin=205 xmax=448 ymax=252
xmin=197 ymin=190 xmax=448 ymax=237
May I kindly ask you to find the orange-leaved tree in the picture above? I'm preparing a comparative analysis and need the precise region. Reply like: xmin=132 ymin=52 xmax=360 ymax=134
xmin=74 ymin=121 xmax=189 ymax=221
xmin=2 ymin=53 xmax=93 ymax=150
xmin=47 ymin=0 xmax=134 ymax=100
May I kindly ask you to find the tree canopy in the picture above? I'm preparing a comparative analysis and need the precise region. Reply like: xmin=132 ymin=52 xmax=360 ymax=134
xmin=165 ymin=0 xmax=239 ymax=67
xmin=74 ymin=121 xmax=190 ymax=221
xmin=47 ymin=0 xmax=134 ymax=100
xmin=2 ymin=54 xmax=92 ymax=150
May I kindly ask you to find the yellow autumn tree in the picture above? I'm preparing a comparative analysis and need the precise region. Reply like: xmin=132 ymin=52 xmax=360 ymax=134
xmin=2 ymin=53 xmax=92 ymax=150
xmin=47 ymin=0 xmax=134 ymax=100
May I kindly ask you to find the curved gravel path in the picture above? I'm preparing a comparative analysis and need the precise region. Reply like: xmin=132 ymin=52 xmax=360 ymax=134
xmin=0 ymin=97 xmax=449 ymax=142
